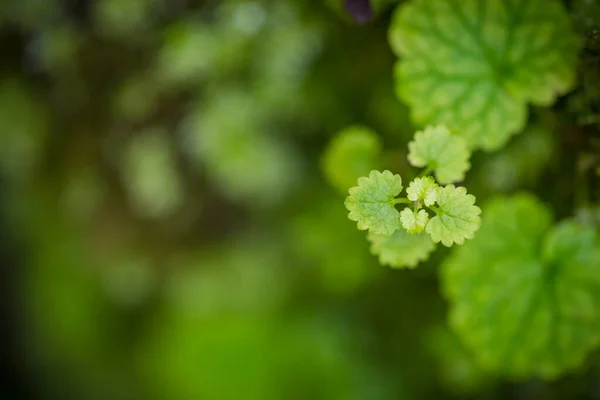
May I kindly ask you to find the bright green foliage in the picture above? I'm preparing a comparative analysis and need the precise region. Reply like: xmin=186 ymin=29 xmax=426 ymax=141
xmin=368 ymin=230 xmax=435 ymax=269
xmin=345 ymin=170 xmax=403 ymax=236
xmin=407 ymin=126 xmax=470 ymax=184
xmin=343 ymin=124 xmax=482 ymax=266
xmin=322 ymin=126 xmax=382 ymax=193
xmin=400 ymin=208 xmax=429 ymax=233
xmin=406 ymin=176 xmax=439 ymax=206
xmin=389 ymin=0 xmax=580 ymax=150
xmin=442 ymin=194 xmax=600 ymax=378
xmin=426 ymin=185 xmax=481 ymax=247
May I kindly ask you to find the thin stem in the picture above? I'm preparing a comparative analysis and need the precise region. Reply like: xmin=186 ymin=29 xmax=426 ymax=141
xmin=391 ymin=197 xmax=413 ymax=205
xmin=426 ymin=204 xmax=441 ymax=214
xmin=419 ymin=166 xmax=433 ymax=177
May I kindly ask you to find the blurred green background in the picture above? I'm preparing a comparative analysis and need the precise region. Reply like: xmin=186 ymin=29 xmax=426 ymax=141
xmin=1 ymin=0 xmax=600 ymax=399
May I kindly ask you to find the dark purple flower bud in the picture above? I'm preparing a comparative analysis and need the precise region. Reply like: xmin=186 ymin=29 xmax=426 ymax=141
xmin=344 ymin=0 xmax=372 ymax=24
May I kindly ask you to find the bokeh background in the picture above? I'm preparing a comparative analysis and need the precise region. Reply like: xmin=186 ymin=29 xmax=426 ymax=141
xmin=1 ymin=0 xmax=600 ymax=399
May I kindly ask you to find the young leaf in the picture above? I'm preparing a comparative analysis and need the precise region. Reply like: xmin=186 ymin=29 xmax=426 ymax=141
xmin=442 ymin=194 xmax=600 ymax=379
xmin=389 ymin=0 xmax=580 ymax=150
xmin=400 ymin=208 xmax=429 ymax=233
xmin=406 ymin=176 xmax=439 ymax=206
xmin=368 ymin=230 xmax=435 ymax=268
xmin=345 ymin=170 xmax=403 ymax=236
xmin=322 ymin=126 xmax=382 ymax=193
xmin=407 ymin=126 xmax=470 ymax=184
xmin=426 ymin=185 xmax=480 ymax=246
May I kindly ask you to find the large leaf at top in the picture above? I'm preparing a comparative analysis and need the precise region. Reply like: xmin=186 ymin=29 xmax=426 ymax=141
xmin=442 ymin=194 xmax=600 ymax=378
xmin=389 ymin=0 xmax=580 ymax=150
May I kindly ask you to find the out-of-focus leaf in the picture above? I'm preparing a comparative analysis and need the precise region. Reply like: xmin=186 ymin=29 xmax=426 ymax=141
xmin=322 ymin=126 xmax=382 ymax=193
xmin=368 ymin=229 xmax=435 ymax=268
xmin=442 ymin=194 xmax=600 ymax=378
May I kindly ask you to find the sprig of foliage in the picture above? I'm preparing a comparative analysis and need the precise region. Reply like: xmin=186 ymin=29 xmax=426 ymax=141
xmin=343 ymin=124 xmax=480 ymax=268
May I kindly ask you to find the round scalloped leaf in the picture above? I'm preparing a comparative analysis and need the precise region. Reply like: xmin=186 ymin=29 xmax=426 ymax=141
xmin=426 ymin=185 xmax=480 ymax=247
xmin=368 ymin=230 xmax=435 ymax=269
xmin=321 ymin=126 xmax=382 ymax=193
xmin=406 ymin=176 xmax=439 ymax=206
xmin=407 ymin=126 xmax=470 ymax=184
xmin=345 ymin=170 xmax=403 ymax=236
xmin=442 ymin=194 xmax=600 ymax=379
xmin=389 ymin=0 xmax=580 ymax=150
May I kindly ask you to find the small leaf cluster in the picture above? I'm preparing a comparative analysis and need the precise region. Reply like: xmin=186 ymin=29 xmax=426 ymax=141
xmin=343 ymin=125 xmax=481 ymax=268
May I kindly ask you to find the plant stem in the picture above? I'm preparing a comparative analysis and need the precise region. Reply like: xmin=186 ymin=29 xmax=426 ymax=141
xmin=426 ymin=204 xmax=441 ymax=214
xmin=391 ymin=197 xmax=413 ymax=205
xmin=419 ymin=166 xmax=433 ymax=177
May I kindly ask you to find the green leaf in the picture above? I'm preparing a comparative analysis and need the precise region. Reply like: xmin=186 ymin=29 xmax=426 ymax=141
xmin=442 ymin=194 xmax=600 ymax=378
xmin=407 ymin=126 xmax=470 ymax=184
xmin=321 ymin=126 xmax=382 ymax=193
xmin=368 ymin=230 xmax=435 ymax=268
xmin=389 ymin=0 xmax=580 ymax=150
xmin=406 ymin=176 xmax=439 ymax=206
xmin=345 ymin=170 xmax=403 ymax=236
xmin=400 ymin=208 xmax=429 ymax=233
xmin=426 ymin=185 xmax=481 ymax=246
